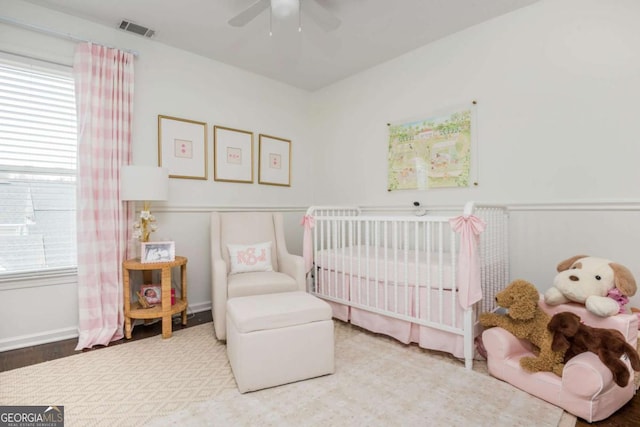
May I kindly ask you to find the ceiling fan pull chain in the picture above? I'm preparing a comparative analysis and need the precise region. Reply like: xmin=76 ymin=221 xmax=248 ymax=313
xmin=269 ymin=5 xmax=273 ymax=36
xmin=298 ymin=0 xmax=302 ymax=32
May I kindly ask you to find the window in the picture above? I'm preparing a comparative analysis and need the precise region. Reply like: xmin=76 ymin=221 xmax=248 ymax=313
xmin=0 ymin=57 xmax=77 ymax=278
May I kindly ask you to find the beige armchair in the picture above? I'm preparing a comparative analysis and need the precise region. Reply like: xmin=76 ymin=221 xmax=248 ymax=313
xmin=210 ymin=212 xmax=305 ymax=340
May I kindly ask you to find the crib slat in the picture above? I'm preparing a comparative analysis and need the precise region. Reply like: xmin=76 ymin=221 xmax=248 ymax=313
xmin=437 ymin=222 xmax=444 ymax=325
xmin=414 ymin=222 xmax=420 ymax=319
xmin=333 ymin=218 xmax=338 ymax=300
xmin=393 ymin=221 xmax=398 ymax=314
xmin=450 ymin=226 xmax=457 ymax=328
xmin=425 ymin=221 xmax=432 ymax=322
xmin=357 ymin=221 xmax=362 ymax=303
xmin=336 ymin=221 xmax=349 ymax=306
xmin=403 ymin=221 xmax=409 ymax=316
xmin=375 ymin=222 xmax=380 ymax=308
xmin=365 ymin=221 xmax=371 ymax=306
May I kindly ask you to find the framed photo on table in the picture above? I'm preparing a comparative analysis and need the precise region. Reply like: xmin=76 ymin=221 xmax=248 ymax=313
xmin=140 ymin=284 xmax=162 ymax=305
xmin=158 ymin=115 xmax=207 ymax=180
xmin=213 ymin=125 xmax=254 ymax=183
xmin=258 ymin=134 xmax=291 ymax=187
xmin=140 ymin=241 xmax=176 ymax=264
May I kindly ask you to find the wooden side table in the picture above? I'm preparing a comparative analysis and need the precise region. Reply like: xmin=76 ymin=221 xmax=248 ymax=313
xmin=123 ymin=255 xmax=188 ymax=339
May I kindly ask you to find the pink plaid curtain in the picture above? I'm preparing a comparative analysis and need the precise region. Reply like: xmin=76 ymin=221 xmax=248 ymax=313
xmin=73 ymin=43 xmax=134 ymax=350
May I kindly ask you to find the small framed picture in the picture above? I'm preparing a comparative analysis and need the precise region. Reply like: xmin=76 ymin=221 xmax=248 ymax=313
xmin=258 ymin=134 xmax=291 ymax=186
xmin=158 ymin=115 xmax=207 ymax=180
xmin=140 ymin=241 xmax=176 ymax=263
xmin=213 ymin=125 xmax=254 ymax=183
xmin=140 ymin=284 xmax=162 ymax=305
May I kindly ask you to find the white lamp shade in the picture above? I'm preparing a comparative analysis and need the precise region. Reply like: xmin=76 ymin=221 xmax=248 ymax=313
xmin=120 ymin=165 xmax=169 ymax=202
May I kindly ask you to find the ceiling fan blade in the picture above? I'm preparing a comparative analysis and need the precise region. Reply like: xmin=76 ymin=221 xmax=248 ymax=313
xmin=301 ymin=0 xmax=341 ymax=31
xmin=228 ymin=0 xmax=270 ymax=27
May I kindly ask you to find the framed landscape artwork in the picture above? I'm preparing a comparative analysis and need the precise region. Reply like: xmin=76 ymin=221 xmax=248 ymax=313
xmin=387 ymin=102 xmax=478 ymax=191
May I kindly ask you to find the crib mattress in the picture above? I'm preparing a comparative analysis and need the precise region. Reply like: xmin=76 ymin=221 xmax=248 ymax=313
xmin=315 ymin=245 xmax=455 ymax=290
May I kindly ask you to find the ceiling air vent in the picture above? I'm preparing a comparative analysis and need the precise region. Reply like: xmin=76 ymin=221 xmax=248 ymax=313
xmin=118 ymin=20 xmax=155 ymax=38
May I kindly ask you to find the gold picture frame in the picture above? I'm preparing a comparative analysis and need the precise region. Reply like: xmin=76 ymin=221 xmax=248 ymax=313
xmin=258 ymin=134 xmax=291 ymax=187
xmin=158 ymin=115 xmax=207 ymax=180
xmin=213 ymin=125 xmax=254 ymax=183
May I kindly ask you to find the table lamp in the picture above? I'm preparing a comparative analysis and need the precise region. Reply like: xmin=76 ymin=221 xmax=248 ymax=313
xmin=120 ymin=165 xmax=169 ymax=242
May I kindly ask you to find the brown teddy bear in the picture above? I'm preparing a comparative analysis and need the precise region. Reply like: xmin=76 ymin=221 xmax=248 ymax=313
xmin=548 ymin=311 xmax=640 ymax=387
xmin=480 ymin=279 xmax=565 ymax=376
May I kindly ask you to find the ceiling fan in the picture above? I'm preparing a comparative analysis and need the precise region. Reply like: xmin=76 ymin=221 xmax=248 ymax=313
xmin=228 ymin=0 xmax=341 ymax=32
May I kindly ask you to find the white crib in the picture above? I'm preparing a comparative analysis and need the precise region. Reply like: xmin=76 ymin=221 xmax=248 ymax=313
xmin=302 ymin=202 xmax=509 ymax=369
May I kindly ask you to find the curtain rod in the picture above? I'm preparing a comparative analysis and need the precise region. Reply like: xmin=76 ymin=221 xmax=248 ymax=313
xmin=0 ymin=49 xmax=71 ymax=69
xmin=0 ymin=15 xmax=140 ymax=57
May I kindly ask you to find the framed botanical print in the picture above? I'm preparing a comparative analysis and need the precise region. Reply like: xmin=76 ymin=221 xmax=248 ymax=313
xmin=213 ymin=125 xmax=253 ymax=183
xmin=258 ymin=134 xmax=291 ymax=187
xmin=158 ymin=115 xmax=207 ymax=180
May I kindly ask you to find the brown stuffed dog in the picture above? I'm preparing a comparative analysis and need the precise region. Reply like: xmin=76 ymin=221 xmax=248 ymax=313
xmin=480 ymin=279 xmax=566 ymax=376
xmin=548 ymin=312 xmax=640 ymax=387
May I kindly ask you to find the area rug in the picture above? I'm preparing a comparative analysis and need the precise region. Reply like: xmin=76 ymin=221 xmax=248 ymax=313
xmin=0 ymin=321 xmax=566 ymax=426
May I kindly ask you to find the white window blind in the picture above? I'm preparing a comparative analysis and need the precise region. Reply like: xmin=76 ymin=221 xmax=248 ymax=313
xmin=0 ymin=58 xmax=77 ymax=277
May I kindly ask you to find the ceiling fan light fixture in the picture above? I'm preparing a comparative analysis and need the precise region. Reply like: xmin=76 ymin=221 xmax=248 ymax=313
xmin=271 ymin=0 xmax=299 ymax=18
xmin=228 ymin=0 xmax=340 ymax=32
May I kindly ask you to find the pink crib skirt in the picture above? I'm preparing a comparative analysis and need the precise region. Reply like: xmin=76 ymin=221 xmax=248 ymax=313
xmin=316 ymin=269 xmax=469 ymax=358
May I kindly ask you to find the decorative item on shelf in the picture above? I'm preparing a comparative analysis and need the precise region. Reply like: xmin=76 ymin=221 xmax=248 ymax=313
xmin=140 ymin=284 xmax=162 ymax=305
xmin=138 ymin=284 xmax=176 ymax=306
xmin=136 ymin=290 xmax=154 ymax=309
xmin=140 ymin=241 xmax=176 ymax=264
xmin=120 ymin=165 xmax=169 ymax=242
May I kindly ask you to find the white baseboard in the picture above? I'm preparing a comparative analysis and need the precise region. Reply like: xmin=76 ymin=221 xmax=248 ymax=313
xmin=188 ymin=301 xmax=212 ymax=314
xmin=0 ymin=303 xmax=213 ymax=353
xmin=0 ymin=327 xmax=78 ymax=352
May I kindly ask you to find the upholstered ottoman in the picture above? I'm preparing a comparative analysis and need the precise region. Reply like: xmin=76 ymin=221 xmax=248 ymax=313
xmin=226 ymin=291 xmax=334 ymax=393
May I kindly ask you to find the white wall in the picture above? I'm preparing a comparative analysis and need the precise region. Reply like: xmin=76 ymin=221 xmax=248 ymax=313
xmin=2 ymin=0 xmax=640 ymax=350
xmin=308 ymin=0 xmax=640 ymax=306
xmin=0 ymin=0 xmax=314 ymax=349
xmin=508 ymin=206 xmax=640 ymax=300
xmin=310 ymin=0 xmax=640 ymax=206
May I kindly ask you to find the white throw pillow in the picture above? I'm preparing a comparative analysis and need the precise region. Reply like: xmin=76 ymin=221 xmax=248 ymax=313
xmin=227 ymin=241 xmax=273 ymax=274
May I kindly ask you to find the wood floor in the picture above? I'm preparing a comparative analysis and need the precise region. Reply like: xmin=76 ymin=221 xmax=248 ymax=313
xmin=1 ymin=311 xmax=638 ymax=426
xmin=575 ymin=393 xmax=640 ymax=427
xmin=0 ymin=310 xmax=213 ymax=372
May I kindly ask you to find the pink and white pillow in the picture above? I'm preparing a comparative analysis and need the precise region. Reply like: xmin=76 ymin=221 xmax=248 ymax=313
xmin=227 ymin=241 xmax=273 ymax=274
